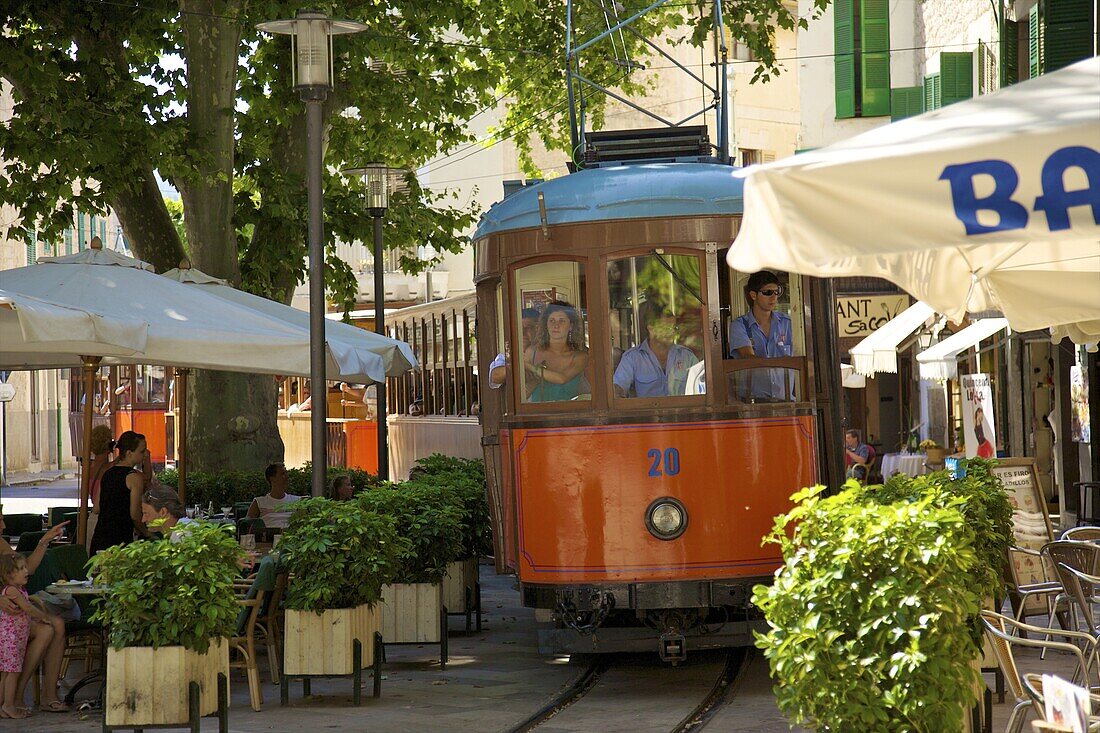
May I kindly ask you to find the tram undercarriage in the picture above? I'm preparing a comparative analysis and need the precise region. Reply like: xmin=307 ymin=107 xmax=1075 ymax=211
xmin=525 ymin=578 xmax=771 ymax=661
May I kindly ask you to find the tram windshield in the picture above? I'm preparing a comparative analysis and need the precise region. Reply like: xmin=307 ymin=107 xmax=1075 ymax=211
xmin=607 ymin=252 xmax=706 ymax=399
xmin=724 ymin=268 xmax=806 ymax=403
xmin=512 ymin=260 xmax=592 ymax=405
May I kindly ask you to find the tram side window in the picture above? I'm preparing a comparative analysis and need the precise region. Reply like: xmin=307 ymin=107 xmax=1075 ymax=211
xmin=608 ymin=252 xmax=706 ymax=399
xmin=724 ymin=268 xmax=806 ymax=403
xmin=512 ymin=260 xmax=591 ymax=405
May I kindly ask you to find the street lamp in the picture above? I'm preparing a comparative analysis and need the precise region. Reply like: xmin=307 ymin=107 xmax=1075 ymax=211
xmin=257 ymin=10 xmax=367 ymax=497
xmin=343 ymin=164 xmax=404 ymax=481
xmin=916 ymin=324 xmax=935 ymax=351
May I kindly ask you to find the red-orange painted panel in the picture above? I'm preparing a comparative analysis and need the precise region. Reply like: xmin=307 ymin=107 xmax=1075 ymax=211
xmin=117 ymin=409 xmax=167 ymax=464
xmin=508 ymin=416 xmax=815 ymax=584
xmin=343 ymin=420 xmax=378 ymax=474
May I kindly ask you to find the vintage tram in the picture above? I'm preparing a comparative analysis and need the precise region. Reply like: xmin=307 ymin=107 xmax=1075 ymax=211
xmin=473 ymin=159 xmax=843 ymax=660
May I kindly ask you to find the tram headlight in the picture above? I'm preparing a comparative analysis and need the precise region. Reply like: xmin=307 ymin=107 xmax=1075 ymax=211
xmin=645 ymin=497 xmax=687 ymax=540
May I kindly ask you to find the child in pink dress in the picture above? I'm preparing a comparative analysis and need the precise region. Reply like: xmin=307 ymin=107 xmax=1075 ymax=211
xmin=0 ymin=553 xmax=52 ymax=720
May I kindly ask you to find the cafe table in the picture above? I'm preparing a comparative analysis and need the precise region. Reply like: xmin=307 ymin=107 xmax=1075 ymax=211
xmin=880 ymin=452 xmax=929 ymax=479
xmin=46 ymin=581 xmax=111 ymax=707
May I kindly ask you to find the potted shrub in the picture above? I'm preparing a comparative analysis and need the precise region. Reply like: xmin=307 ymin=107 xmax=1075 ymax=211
xmin=89 ymin=521 xmax=240 ymax=730
xmin=753 ymin=464 xmax=1012 ymax=732
xmin=406 ymin=455 xmax=491 ymax=626
xmin=356 ymin=484 xmax=463 ymax=660
xmin=277 ymin=496 xmax=405 ymax=699
xmin=920 ymin=438 xmax=948 ymax=466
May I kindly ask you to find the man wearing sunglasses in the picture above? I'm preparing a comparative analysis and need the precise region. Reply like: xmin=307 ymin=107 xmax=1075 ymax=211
xmin=729 ymin=270 xmax=795 ymax=401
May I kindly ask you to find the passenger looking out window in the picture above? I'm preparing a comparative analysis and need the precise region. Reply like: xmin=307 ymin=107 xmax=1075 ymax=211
xmin=489 ymin=308 xmax=538 ymax=389
xmin=729 ymin=270 xmax=796 ymax=402
xmin=523 ymin=301 xmax=590 ymax=403
xmin=614 ymin=308 xmax=700 ymax=397
xmin=607 ymin=252 xmax=706 ymax=400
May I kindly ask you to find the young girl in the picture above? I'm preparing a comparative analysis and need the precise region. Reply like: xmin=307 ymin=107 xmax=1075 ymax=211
xmin=0 ymin=553 xmax=53 ymax=719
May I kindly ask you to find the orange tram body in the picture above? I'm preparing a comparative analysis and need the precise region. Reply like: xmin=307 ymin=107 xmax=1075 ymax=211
xmin=474 ymin=162 xmax=844 ymax=660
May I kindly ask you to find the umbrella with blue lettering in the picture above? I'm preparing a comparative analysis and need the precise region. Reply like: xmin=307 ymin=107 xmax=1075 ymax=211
xmin=728 ymin=56 xmax=1100 ymax=347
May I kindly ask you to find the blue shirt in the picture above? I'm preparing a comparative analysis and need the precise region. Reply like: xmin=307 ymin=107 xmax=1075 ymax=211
xmin=614 ymin=341 xmax=700 ymax=397
xmin=728 ymin=311 xmax=795 ymax=401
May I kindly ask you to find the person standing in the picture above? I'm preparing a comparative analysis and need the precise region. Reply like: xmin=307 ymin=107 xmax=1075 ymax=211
xmin=90 ymin=431 xmax=152 ymax=553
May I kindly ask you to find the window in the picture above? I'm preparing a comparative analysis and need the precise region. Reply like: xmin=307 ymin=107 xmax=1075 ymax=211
xmin=739 ymin=148 xmax=761 ymax=167
xmin=1030 ymin=0 xmax=1096 ymax=76
xmin=607 ymin=252 xmax=706 ymax=400
xmin=512 ymin=260 xmax=590 ymax=405
xmin=923 ymin=52 xmax=973 ymax=112
xmin=26 ymin=229 xmax=36 ymax=265
xmin=723 ymin=268 xmax=806 ymax=404
xmin=835 ymin=0 xmax=890 ymax=118
xmin=977 ymin=40 xmax=999 ymax=95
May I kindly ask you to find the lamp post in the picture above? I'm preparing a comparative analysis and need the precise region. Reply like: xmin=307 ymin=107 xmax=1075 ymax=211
xmin=257 ymin=10 xmax=367 ymax=497
xmin=343 ymin=164 xmax=401 ymax=480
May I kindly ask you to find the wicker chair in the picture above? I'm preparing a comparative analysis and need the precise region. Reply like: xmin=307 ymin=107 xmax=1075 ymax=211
xmin=1063 ymin=527 xmax=1100 ymax=543
xmin=1021 ymin=673 xmax=1100 ymax=732
xmin=230 ymin=556 xmax=278 ymax=711
xmin=1045 ymin=541 xmax=1100 ymax=636
xmin=981 ymin=610 xmax=1099 ymax=733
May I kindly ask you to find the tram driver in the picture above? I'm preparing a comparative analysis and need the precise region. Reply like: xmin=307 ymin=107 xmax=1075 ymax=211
xmin=728 ymin=270 xmax=796 ymax=401
xmin=613 ymin=307 xmax=700 ymax=398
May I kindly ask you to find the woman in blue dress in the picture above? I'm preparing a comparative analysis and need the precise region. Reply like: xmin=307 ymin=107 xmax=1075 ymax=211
xmin=523 ymin=301 xmax=589 ymax=402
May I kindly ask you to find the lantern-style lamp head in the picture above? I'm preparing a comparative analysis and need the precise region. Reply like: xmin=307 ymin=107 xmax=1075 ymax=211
xmin=344 ymin=164 xmax=406 ymax=215
xmin=257 ymin=10 xmax=368 ymax=90
xmin=916 ymin=324 xmax=935 ymax=351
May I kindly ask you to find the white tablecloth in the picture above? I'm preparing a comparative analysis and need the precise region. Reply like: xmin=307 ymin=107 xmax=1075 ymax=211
xmin=881 ymin=452 xmax=928 ymax=478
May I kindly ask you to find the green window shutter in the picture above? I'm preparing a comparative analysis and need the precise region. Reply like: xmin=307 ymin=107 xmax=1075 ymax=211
xmin=1029 ymin=3 xmax=1045 ymax=78
xmin=891 ymin=86 xmax=924 ymax=120
xmin=26 ymin=230 xmax=37 ymax=266
xmin=923 ymin=73 xmax=942 ymax=111
xmin=77 ymin=214 xmax=86 ymax=250
xmin=941 ymin=52 xmax=973 ymax=106
xmin=834 ymin=0 xmax=856 ymax=119
xmin=64 ymin=227 xmax=73 ymax=255
xmin=100 ymin=218 xmax=107 ymax=241
xmin=1002 ymin=19 xmax=1019 ymax=86
xmin=860 ymin=0 xmax=891 ymax=116
xmin=1044 ymin=0 xmax=1095 ymax=72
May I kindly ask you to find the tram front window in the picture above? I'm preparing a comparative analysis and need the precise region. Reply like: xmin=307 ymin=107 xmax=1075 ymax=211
xmin=725 ymin=269 xmax=805 ymax=403
xmin=512 ymin=260 xmax=591 ymax=405
xmin=608 ymin=252 xmax=706 ymax=399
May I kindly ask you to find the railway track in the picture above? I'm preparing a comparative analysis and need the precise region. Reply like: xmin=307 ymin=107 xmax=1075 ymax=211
xmin=505 ymin=648 xmax=752 ymax=733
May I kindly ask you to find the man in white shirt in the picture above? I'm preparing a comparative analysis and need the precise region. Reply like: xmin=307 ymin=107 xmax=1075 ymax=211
xmin=245 ymin=463 xmax=302 ymax=529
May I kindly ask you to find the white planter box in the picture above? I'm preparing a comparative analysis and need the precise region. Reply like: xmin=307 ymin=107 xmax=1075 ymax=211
xmin=381 ymin=582 xmax=444 ymax=644
xmin=105 ymin=639 xmax=228 ymax=727
xmin=283 ymin=603 xmax=380 ymax=676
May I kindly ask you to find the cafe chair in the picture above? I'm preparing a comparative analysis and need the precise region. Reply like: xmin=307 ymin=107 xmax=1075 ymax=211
xmin=230 ymin=555 xmax=278 ymax=711
xmin=1044 ymin=541 xmax=1100 ymax=636
xmin=4 ymin=513 xmax=44 ymax=538
xmin=1006 ymin=546 xmax=1065 ymax=627
xmin=1063 ymin=527 xmax=1100 ymax=543
xmin=981 ymin=610 xmax=1099 ymax=733
xmin=14 ymin=529 xmax=47 ymax=552
xmin=1021 ymin=673 xmax=1100 ymax=732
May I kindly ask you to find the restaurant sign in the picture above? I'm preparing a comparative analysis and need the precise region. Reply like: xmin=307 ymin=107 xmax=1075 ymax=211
xmin=835 ymin=294 xmax=910 ymax=338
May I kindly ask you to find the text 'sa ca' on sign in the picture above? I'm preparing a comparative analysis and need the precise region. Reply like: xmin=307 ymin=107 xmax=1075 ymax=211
xmin=835 ymin=294 xmax=910 ymax=338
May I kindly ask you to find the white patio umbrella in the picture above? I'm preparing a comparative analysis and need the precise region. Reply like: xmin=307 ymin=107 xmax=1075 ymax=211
xmin=728 ymin=57 xmax=1100 ymax=347
xmin=0 ymin=289 xmax=149 ymax=359
xmin=161 ymin=264 xmax=416 ymax=380
xmin=0 ymin=243 xmax=417 ymax=541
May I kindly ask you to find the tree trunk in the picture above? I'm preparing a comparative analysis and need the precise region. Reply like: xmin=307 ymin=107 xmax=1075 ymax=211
xmin=180 ymin=0 xmax=282 ymax=473
xmin=109 ymin=166 xmax=186 ymax=272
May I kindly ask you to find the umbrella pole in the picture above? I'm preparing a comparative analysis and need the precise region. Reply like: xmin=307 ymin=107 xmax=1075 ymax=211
xmin=177 ymin=368 xmax=189 ymax=504
xmin=77 ymin=355 xmax=101 ymax=547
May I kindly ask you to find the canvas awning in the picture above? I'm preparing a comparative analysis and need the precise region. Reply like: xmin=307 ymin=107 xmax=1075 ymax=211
xmin=849 ymin=302 xmax=936 ymax=376
xmin=916 ymin=318 xmax=1010 ymax=380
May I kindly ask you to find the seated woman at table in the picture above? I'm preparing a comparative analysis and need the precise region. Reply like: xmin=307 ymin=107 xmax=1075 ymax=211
xmin=141 ymin=486 xmax=193 ymax=541
xmin=0 ymin=514 xmax=69 ymax=714
xmin=90 ymin=431 xmax=154 ymax=554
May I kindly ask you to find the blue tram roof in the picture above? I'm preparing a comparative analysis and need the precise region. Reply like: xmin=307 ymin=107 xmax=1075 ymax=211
xmin=472 ymin=162 xmax=745 ymax=241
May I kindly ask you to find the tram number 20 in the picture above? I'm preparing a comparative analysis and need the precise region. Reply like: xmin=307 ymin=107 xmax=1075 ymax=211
xmin=647 ymin=448 xmax=681 ymax=477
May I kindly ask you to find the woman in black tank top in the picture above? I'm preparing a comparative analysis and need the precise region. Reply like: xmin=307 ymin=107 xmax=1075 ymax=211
xmin=89 ymin=432 xmax=148 ymax=554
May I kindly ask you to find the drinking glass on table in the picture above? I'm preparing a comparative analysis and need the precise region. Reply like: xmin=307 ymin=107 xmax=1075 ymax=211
xmin=221 ymin=506 xmax=233 ymax=520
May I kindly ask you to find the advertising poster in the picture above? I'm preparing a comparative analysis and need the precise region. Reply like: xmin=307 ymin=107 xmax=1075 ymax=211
xmin=961 ymin=373 xmax=996 ymax=459
xmin=1070 ymin=365 xmax=1090 ymax=443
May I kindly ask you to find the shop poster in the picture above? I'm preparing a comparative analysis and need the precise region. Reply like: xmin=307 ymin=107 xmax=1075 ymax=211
xmin=961 ymin=373 xmax=997 ymax=459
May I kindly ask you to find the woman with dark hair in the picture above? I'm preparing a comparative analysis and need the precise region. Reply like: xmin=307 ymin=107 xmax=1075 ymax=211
xmin=523 ymin=300 xmax=589 ymax=403
xmin=974 ymin=407 xmax=995 ymax=459
xmin=325 ymin=475 xmax=354 ymax=501
xmin=90 ymin=431 xmax=151 ymax=553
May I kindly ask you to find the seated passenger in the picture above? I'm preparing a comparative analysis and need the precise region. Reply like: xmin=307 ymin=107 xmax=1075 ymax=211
xmin=729 ymin=271 xmax=795 ymax=401
xmin=523 ymin=301 xmax=589 ymax=402
xmin=614 ymin=309 xmax=700 ymax=398
xmin=489 ymin=308 xmax=538 ymax=389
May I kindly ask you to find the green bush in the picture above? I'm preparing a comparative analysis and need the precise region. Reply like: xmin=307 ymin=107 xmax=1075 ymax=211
xmin=278 ymin=497 xmax=408 ymax=612
xmin=753 ymin=482 xmax=987 ymax=732
xmin=407 ymin=454 xmax=492 ymax=558
xmin=356 ymin=484 xmax=464 ymax=584
xmin=88 ymin=521 xmax=242 ymax=652
xmin=288 ymin=462 xmax=389 ymax=497
xmin=156 ymin=468 xmax=269 ymax=508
